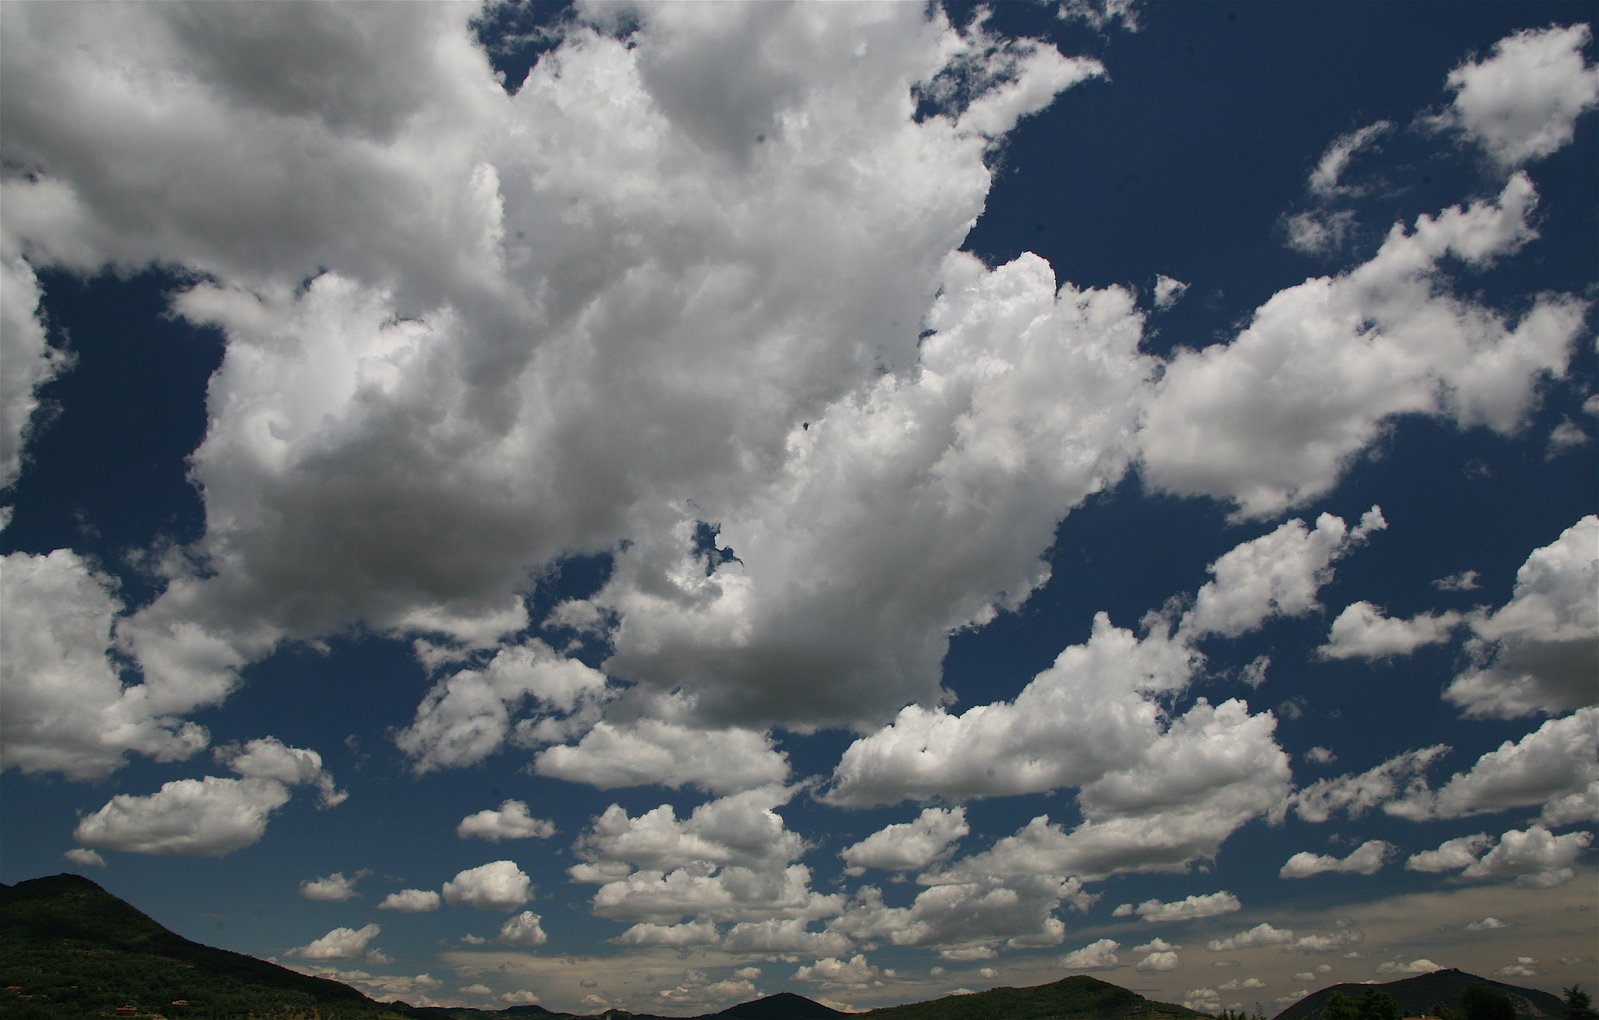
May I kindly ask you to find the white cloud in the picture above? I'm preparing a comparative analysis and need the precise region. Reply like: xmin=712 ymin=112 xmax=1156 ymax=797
xmin=1113 ymin=891 xmax=1242 ymax=924
xmin=1434 ymin=570 xmax=1482 ymax=592
xmin=1495 ymin=956 xmax=1541 ymax=979
xmin=793 ymin=953 xmax=887 ymax=989
xmin=64 ymin=847 xmax=105 ymax=868
xmin=587 ymin=863 xmax=840 ymax=927
xmin=0 ymin=549 xmax=208 ymax=779
xmin=457 ymin=800 xmax=557 ymax=842
xmin=1434 ymin=24 xmax=1599 ymax=168
xmin=1305 ymin=747 xmax=1337 ymax=766
xmin=1283 ymin=209 xmax=1359 ymax=257
xmin=1465 ymin=916 xmax=1509 ymax=931
xmin=1291 ymin=745 xmax=1451 ymax=823
xmin=830 ymin=875 xmax=1081 ymax=959
xmin=1308 ymin=121 xmax=1393 ymax=198
xmin=724 ymin=918 xmax=852 ymax=958
xmin=1061 ymin=938 xmax=1121 ymax=971
xmin=300 ymin=871 xmax=366 ymax=902
xmin=535 ymin=717 xmax=789 ymax=795
xmin=498 ymin=910 xmax=548 ymax=948
xmin=1461 ymin=825 xmax=1592 ymax=888
xmin=288 ymin=923 xmax=382 ymax=962
xmin=442 ymin=860 xmax=533 ymax=911
xmin=616 ymin=920 xmax=721 ymax=949
xmin=823 ymin=614 xmax=1196 ymax=807
xmin=1389 ymin=708 xmax=1598 ymax=823
xmin=74 ymin=776 xmax=292 ymax=857
xmin=1279 ymin=840 xmax=1395 ymax=879
xmin=216 ymin=737 xmax=346 ymax=808
xmin=574 ymin=786 xmax=805 ymax=878
xmin=1406 ymin=834 xmax=1497 ymax=873
xmin=2 ymin=1 xmax=1124 ymax=746
xmin=1180 ymin=508 xmax=1385 ymax=640
xmin=1206 ymin=923 xmax=1296 ymax=952
xmin=1137 ymin=943 xmax=1182 ymax=972
xmin=1153 ymin=274 xmax=1189 ymax=310
xmin=1444 ymin=517 xmax=1599 ymax=718
xmin=1058 ymin=0 xmax=1141 ymax=34
xmin=1318 ymin=602 xmax=1465 ymax=660
xmin=1283 ymin=927 xmax=1365 ymax=954
xmin=377 ymin=889 xmax=440 ymax=913
xmin=0 ymin=255 xmax=71 ymax=494
xmin=395 ymin=640 xmax=608 ymax=773
xmin=1141 ymin=174 xmax=1585 ymax=518
xmin=840 ymin=807 xmax=969 ymax=875
xmin=1377 ymin=958 xmax=1444 ymax=976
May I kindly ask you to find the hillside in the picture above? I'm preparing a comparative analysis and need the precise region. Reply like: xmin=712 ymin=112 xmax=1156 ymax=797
xmin=862 ymin=974 xmax=1209 ymax=1020
xmin=1272 ymin=969 xmax=1567 ymax=1020
xmin=0 ymin=874 xmax=416 ymax=1018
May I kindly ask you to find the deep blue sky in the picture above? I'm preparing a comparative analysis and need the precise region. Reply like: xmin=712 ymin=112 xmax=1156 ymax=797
xmin=2 ymin=2 xmax=1595 ymax=1015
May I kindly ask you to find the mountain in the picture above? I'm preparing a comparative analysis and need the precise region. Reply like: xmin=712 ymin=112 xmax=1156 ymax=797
xmin=717 ymin=992 xmax=845 ymax=1018
xmin=0 ymin=873 xmax=416 ymax=1018
xmin=861 ymin=974 xmax=1210 ymax=1020
xmin=1272 ymin=969 xmax=1568 ymax=1020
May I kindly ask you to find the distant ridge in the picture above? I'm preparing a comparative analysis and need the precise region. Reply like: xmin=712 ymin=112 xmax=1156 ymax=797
xmin=716 ymin=991 xmax=845 ymax=1018
xmin=861 ymin=974 xmax=1209 ymax=1020
xmin=1272 ymin=969 xmax=1567 ymax=1020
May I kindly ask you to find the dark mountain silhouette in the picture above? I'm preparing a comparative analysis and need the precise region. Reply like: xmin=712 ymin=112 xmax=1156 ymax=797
xmin=1272 ymin=969 xmax=1567 ymax=1020
xmin=716 ymin=991 xmax=845 ymax=1018
xmin=863 ymin=974 xmax=1208 ymax=1020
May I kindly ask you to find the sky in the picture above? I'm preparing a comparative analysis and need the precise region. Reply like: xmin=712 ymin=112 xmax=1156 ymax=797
xmin=0 ymin=1 xmax=1596 ymax=1015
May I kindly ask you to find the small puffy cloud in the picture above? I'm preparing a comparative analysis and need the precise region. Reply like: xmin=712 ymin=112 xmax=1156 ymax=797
xmin=1495 ymin=956 xmax=1542 ymax=979
xmin=831 ymin=875 xmax=1080 ymax=960
xmin=1389 ymin=708 xmax=1598 ymax=823
xmin=1434 ymin=24 xmax=1599 ymax=168
xmin=1284 ymin=927 xmax=1365 ymax=954
xmin=1305 ymin=747 xmax=1337 ymax=765
xmin=215 ymin=736 xmax=347 ymax=808
xmin=1206 ymin=923 xmax=1295 ymax=952
xmin=1280 ymin=839 xmax=1395 ymax=879
xmin=299 ymin=871 xmax=367 ymax=902
xmin=1291 ymin=745 xmax=1450 ymax=823
xmin=1461 ymin=825 xmax=1592 ymax=888
xmin=723 ymin=918 xmax=852 ymax=958
xmin=1308 ymin=121 xmax=1392 ymax=198
xmin=498 ymin=910 xmax=548 ymax=948
xmin=1153 ymin=275 xmax=1189 ymax=310
xmin=64 ymin=848 xmax=106 ymax=868
xmin=1445 ymin=517 xmax=1599 ymax=718
xmin=1466 ymin=916 xmax=1509 ymax=931
xmin=616 ymin=920 xmax=720 ymax=949
xmin=1318 ymin=602 xmax=1464 ymax=660
xmin=1137 ymin=947 xmax=1182 ymax=973
xmin=793 ymin=954 xmax=888 ymax=988
xmin=457 ymin=800 xmax=556 ymax=842
xmin=588 ymin=863 xmax=840 ymax=927
xmin=74 ymin=776 xmax=292 ymax=857
xmin=1377 ymin=959 xmax=1444 ymax=976
xmin=442 ymin=860 xmax=533 ymax=911
xmin=377 ymin=889 xmax=440 ymax=913
xmin=535 ymin=718 xmax=789 ymax=795
xmin=1434 ymin=571 xmax=1482 ymax=592
xmin=574 ymin=785 xmax=804 ymax=876
xmin=395 ymin=641 xmax=608 ymax=773
xmin=1407 ymin=834 xmax=1496 ymax=874
xmin=1181 ymin=509 xmax=1385 ymax=640
xmin=288 ymin=923 xmax=382 ymax=961
xmin=1062 ymin=938 xmax=1121 ymax=971
xmin=1058 ymin=0 xmax=1141 ymax=34
xmin=1141 ymin=175 xmax=1583 ymax=518
xmin=1185 ymin=988 xmax=1223 ymax=1014
xmin=840 ymin=807 xmax=968 ymax=875
xmin=1547 ymin=419 xmax=1589 ymax=457
xmin=1283 ymin=209 xmax=1358 ymax=257
xmin=1114 ymin=891 xmax=1242 ymax=924
xmin=1220 ymin=978 xmax=1268 ymax=990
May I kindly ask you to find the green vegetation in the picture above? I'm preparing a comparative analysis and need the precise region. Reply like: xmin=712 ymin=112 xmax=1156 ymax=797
xmin=1273 ymin=971 xmax=1567 ymax=1020
xmin=1563 ymin=988 xmax=1596 ymax=1020
xmin=0 ymin=875 xmax=415 ymax=1019
xmin=863 ymin=974 xmax=1208 ymax=1020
